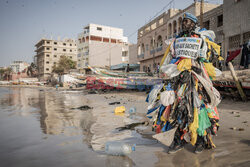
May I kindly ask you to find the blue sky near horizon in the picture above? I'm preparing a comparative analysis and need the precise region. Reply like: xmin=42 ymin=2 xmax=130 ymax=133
xmin=0 ymin=0 xmax=223 ymax=67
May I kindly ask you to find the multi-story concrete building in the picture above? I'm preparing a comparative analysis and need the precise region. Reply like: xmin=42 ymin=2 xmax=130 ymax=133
xmin=10 ymin=61 xmax=29 ymax=73
xmin=34 ymin=39 xmax=77 ymax=80
xmin=199 ymin=0 xmax=250 ymax=69
xmin=137 ymin=2 xmax=220 ymax=72
xmin=198 ymin=5 xmax=223 ymax=45
xmin=223 ymin=0 xmax=250 ymax=67
xmin=128 ymin=44 xmax=139 ymax=64
xmin=77 ymin=23 xmax=128 ymax=71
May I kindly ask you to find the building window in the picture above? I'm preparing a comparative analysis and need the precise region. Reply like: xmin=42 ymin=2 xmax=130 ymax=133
xmin=47 ymin=41 xmax=50 ymax=44
xmin=217 ymin=15 xmax=223 ymax=27
xmin=111 ymin=39 xmax=116 ymax=43
xmin=46 ymin=54 xmax=50 ymax=57
xmin=54 ymin=55 xmax=57 ymax=58
xmin=63 ymin=43 xmax=66 ymax=46
xmin=97 ymin=27 xmax=102 ymax=31
xmin=122 ymin=51 xmax=128 ymax=57
xmin=70 ymin=49 xmax=72 ymax=52
xmin=229 ymin=34 xmax=240 ymax=49
xmin=46 ymin=68 xmax=49 ymax=71
xmin=46 ymin=61 xmax=49 ymax=64
xmin=54 ymin=42 xmax=57 ymax=45
xmin=151 ymin=22 xmax=156 ymax=30
xmin=90 ymin=35 xmax=102 ymax=41
xmin=54 ymin=48 xmax=57 ymax=51
xmin=159 ymin=18 xmax=163 ymax=26
xmin=46 ymin=47 xmax=50 ymax=50
xmin=243 ymin=31 xmax=250 ymax=44
xmin=54 ymin=62 xmax=56 ymax=65
xmin=203 ymin=20 xmax=210 ymax=30
xmin=103 ymin=38 xmax=109 ymax=42
xmin=70 ymin=56 xmax=72 ymax=59
xmin=70 ymin=43 xmax=72 ymax=46
xmin=63 ymin=49 xmax=66 ymax=52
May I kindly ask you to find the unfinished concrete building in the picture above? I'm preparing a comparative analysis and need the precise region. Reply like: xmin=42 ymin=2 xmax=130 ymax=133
xmin=34 ymin=39 xmax=77 ymax=80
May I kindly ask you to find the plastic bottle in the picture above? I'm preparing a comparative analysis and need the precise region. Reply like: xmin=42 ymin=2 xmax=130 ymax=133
xmin=129 ymin=107 xmax=136 ymax=114
xmin=105 ymin=141 xmax=135 ymax=156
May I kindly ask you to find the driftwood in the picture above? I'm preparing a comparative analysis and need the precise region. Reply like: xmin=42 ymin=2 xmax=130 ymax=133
xmin=215 ymin=69 xmax=250 ymax=82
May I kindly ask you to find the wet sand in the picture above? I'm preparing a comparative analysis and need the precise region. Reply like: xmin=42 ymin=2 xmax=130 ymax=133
xmin=0 ymin=87 xmax=249 ymax=167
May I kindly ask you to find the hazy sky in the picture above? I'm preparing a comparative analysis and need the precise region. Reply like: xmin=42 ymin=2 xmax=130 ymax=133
xmin=0 ymin=0 xmax=222 ymax=67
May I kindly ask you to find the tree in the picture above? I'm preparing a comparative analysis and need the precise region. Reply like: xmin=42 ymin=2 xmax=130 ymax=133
xmin=4 ymin=67 xmax=12 ymax=81
xmin=52 ymin=56 xmax=76 ymax=75
xmin=0 ymin=69 xmax=5 ymax=80
xmin=27 ymin=62 xmax=37 ymax=77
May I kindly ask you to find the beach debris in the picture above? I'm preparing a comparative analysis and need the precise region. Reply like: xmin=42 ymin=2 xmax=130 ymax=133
xmin=105 ymin=141 xmax=135 ymax=156
xmin=116 ymin=121 xmax=148 ymax=131
xmin=109 ymin=102 xmax=121 ymax=105
xmin=71 ymin=105 xmax=93 ymax=110
xmin=230 ymin=127 xmax=237 ymax=130
xmin=88 ymin=90 xmax=98 ymax=94
xmin=153 ymin=127 xmax=178 ymax=147
xmin=235 ymin=115 xmax=240 ymax=117
xmin=238 ymin=128 xmax=245 ymax=131
xmin=242 ymin=121 xmax=248 ymax=123
xmin=129 ymin=107 xmax=136 ymax=114
xmin=114 ymin=106 xmax=126 ymax=114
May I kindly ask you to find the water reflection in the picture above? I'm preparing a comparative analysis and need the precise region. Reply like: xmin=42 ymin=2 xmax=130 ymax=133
xmin=0 ymin=88 xmax=94 ymax=141
xmin=105 ymin=155 xmax=135 ymax=167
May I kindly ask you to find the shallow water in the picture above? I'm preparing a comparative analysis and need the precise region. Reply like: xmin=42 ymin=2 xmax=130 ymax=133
xmin=0 ymin=87 xmax=135 ymax=167
xmin=1 ymin=87 xmax=250 ymax=167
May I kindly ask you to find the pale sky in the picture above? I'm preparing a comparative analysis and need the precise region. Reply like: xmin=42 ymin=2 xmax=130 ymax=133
xmin=0 ymin=0 xmax=223 ymax=67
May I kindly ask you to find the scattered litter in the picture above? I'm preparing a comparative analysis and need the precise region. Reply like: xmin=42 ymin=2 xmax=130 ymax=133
xmin=109 ymin=102 xmax=121 ymax=105
xmin=242 ymin=121 xmax=248 ymax=123
xmin=235 ymin=115 xmax=240 ymax=117
xmin=129 ymin=107 xmax=136 ymax=114
xmin=71 ymin=105 xmax=92 ymax=110
xmin=238 ymin=128 xmax=245 ymax=131
xmin=105 ymin=141 xmax=135 ymax=156
xmin=88 ymin=90 xmax=98 ymax=94
xmin=152 ymin=127 xmax=178 ymax=146
xmin=114 ymin=106 xmax=126 ymax=114
xmin=116 ymin=122 xmax=148 ymax=131
xmin=230 ymin=127 xmax=237 ymax=130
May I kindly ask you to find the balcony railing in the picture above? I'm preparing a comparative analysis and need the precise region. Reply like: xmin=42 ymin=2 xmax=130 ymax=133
xmin=156 ymin=46 xmax=162 ymax=52
xmin=137 ymin=53 xmax=144 ymax=59
xmin=150 ymin=46 xmax=163 ymax=55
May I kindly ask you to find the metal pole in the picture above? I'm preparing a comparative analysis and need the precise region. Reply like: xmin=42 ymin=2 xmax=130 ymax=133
xmin=109 ymin=28 xmax=111 ymax=68
xmin=200 ymin=0 xmax=204 ymax=28
xmin=153 ymin=37 xmax=155 ymax=73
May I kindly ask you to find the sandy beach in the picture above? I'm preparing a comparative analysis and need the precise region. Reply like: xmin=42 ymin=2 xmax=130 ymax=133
xmin=0 ymin=86 xmax=249 ymax=167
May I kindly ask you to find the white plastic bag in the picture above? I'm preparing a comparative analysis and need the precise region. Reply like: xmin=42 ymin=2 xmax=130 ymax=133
xmin=160 ymin=64 xmax=181 ymax=79
xmin=160 ymin=90 xmax=175 ymax=106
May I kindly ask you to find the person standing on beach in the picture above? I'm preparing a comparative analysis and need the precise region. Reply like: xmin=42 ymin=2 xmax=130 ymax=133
xmin=146 ymin=12 xmax=223 ymax=154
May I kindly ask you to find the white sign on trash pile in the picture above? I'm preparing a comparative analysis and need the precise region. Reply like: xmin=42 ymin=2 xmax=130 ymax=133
xmin=175 ymin=37 xmax=202 ymax=59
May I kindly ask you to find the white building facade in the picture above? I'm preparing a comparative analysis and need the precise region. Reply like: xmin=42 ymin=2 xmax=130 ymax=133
xmin=77 ymin=23 xmax=129 ymax=70
xmin=10 ymin=61 xmax=29 ymax=73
